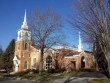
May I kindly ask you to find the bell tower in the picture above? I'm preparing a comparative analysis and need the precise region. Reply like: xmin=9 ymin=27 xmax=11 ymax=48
xmin=13 ymin=10 xmax=32 ymax=72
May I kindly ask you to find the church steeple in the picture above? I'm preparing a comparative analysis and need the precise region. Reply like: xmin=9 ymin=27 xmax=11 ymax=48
xmin=78 ymin=32 xmax=83 ymax=52
xmin=21 ymin=10 xmax=28 ymax=29
xmin=24 ymin=10 xmax=26 ymax=23
xmin=17 ymin=10 xmax=31 ymax=41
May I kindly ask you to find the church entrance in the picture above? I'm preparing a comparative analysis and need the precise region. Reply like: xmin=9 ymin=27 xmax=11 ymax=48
xmin=81 ymin=56 xmax=85 ymax=68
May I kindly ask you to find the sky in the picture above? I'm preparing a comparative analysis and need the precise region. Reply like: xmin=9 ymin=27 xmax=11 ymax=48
xmin=0 ymin=0 xmax=89 ymax=51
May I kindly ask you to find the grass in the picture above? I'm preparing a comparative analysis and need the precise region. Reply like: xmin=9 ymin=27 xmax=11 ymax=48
xmin=89 ymin=79 xmax=110 ymax=83
xmin=0 ymin=69 xmax=108 ymax=82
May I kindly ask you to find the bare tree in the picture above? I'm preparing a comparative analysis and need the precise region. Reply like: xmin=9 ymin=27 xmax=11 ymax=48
xmin=29 ymin=9 xmax=63 ymax=75
xmin=69 ymin=0 xmax=110 ymax=78
xmin=53 ymin=49 xmax=65 ymax=70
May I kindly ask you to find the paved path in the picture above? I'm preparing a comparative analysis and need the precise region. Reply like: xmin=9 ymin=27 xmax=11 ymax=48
xmin=50 ymin=71 xmax=106 ymax=83
xmin=50 ymin=77 xmax=97 ymax=83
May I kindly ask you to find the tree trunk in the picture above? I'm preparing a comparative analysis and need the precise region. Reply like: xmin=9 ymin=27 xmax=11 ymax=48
xmin=39 ymin=61 xmax=43 ymax=75
xmin=93 ymin=42 xmax=99 ymax=71
xmin=108 ymin=61 xmax=110 ymax=79
xmin=95 ymin=61 xmax=99 ymax=71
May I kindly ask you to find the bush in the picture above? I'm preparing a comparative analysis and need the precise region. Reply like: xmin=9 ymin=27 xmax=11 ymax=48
xmin=54 ymin=69 xmax=62 ymax=73
xmin=47 ymin=68 xmax=54 ymax=74
xmin=24 ymin=69 xmax=31 ymax=74
xmin=14 ymin=69 xmax=31 ymax=76
xmin=79 ymin=68 xmax=96 ymax=72
xmin=31 ymin=69 xmax=39 ymax=73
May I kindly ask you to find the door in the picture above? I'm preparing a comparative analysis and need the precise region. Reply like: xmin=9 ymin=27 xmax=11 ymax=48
xmin=15 ymin=64 xmax=18 ymax=72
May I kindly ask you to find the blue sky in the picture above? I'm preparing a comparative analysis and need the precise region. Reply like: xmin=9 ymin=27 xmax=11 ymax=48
xmin=0 ymin=0 xmax=89 ymax=51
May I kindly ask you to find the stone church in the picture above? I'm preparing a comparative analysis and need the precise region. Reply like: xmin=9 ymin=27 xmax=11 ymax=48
xmin=13 ymin=11 xmax=94 ymax=72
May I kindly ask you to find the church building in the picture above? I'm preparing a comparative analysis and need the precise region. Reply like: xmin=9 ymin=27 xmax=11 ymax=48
xmin=13 ymin=11 xmax=94 ymax=72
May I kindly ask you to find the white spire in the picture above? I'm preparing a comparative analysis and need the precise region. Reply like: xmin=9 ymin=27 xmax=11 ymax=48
xmin=24 ymin=10 xmax=26 ymax=23
xmin=21 ymin=10 xmax=28 ymax=29
xmin=78 ymin=32 xmax=83 ymax=52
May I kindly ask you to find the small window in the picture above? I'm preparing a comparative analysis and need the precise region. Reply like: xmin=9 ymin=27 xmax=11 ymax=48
xmin=25 ymin=43 xmax=28 ymax=50
xmin=24 ymin=61 xmax=28 ymax=70
xmin=18 ymin=44 xmax=20 ymax=50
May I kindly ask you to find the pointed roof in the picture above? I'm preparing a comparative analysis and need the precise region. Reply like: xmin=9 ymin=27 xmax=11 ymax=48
xmin=79 ymin=32 xmax=81 ymax=46
xmin=24 ymin=10 xmax=26 ymax=23
xmin=21 ymin=10 xmax=28 ymax=29
xmin=13 ymin=55 xmax=20 ymax=60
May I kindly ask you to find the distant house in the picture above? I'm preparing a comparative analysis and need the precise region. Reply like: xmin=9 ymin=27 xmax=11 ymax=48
xmin=13 ymin=11 xmax=94 ymax=72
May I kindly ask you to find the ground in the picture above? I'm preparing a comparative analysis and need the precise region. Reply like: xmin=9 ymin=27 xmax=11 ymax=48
xmin=0 ymin=76 xmax=109 ymax=83
xmin=0 ymin=70 xmax=109 ymax=83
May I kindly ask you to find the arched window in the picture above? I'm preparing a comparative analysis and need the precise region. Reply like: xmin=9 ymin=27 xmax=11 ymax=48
xmin=81 ymin=56 xmax=85 ymax=68
xmin=24 ymin=61 xmax=28 ymax=70
xmin=25 ymin=32 xmax=28 ymax=39
xmin=46 ymin=55 xmax=52 ymax=69
xmin=25 ymin=43 xmax=28 ymax=50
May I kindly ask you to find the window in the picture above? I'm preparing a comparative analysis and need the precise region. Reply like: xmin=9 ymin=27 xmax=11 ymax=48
xmin=32 ymin=58 xmax=36 ymax=69
xmin=25 ymin=43 xmax=28 ymax=50
xmin=46 ymin=56 xmax=52 ymax=69
xmin=25 ymin=32 xmax=28 ymax=37
xmin=24 ymin=61 xmax=28 ymax=70
xmin=18 ymin=44 xmax=20 ymax=50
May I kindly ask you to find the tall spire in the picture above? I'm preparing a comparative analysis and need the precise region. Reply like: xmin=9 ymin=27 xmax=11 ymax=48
xmin=21 ymin=10 xmax=28 ymax=29
xmin=78 ymin=32 xmax=83 ymax=52
xmin=24 ymin=10 xmax=26 ymax=23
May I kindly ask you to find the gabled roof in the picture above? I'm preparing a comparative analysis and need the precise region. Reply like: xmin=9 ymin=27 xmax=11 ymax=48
xmin=65 ymin=51 xmax=81 ymax=56
xmin=13 ymin=55 xmax=20 ymax=60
